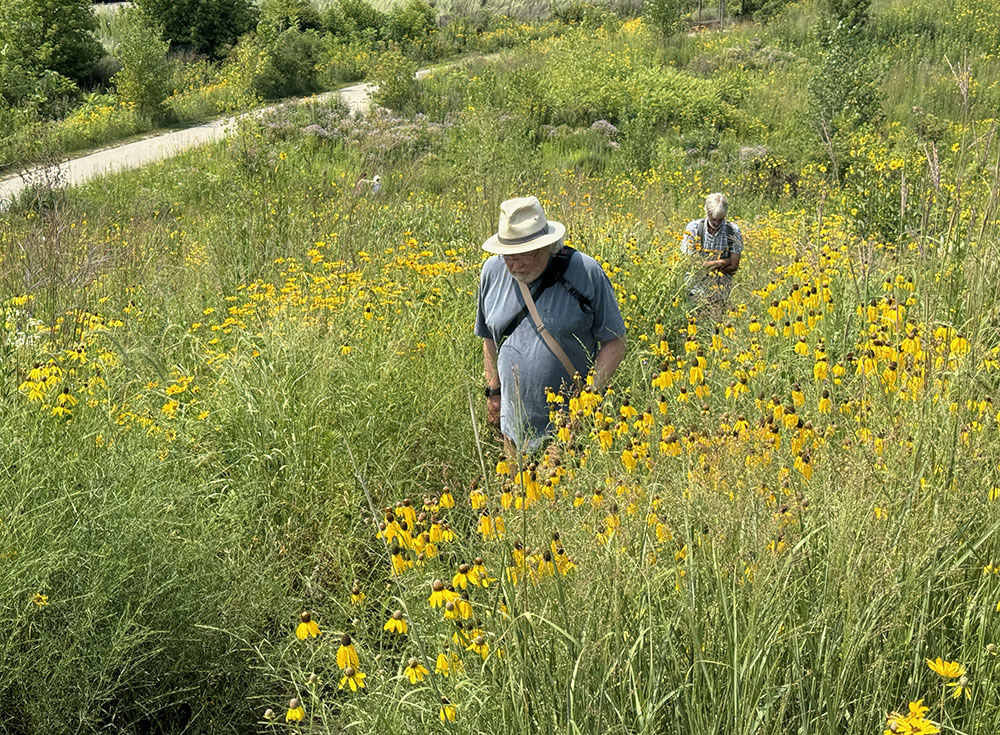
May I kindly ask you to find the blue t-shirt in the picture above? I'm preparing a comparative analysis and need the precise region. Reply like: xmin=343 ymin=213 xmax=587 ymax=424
xmin=475 ymin=250 xmax=625 ymax=448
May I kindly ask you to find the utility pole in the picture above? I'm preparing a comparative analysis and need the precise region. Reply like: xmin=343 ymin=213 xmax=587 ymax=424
xmin=719 ymin=0 xmax=725 ymax=28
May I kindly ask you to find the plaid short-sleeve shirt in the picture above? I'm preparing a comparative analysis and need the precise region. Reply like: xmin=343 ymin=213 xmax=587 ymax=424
xmin=680 ymin=218 xmax=743 ymax=301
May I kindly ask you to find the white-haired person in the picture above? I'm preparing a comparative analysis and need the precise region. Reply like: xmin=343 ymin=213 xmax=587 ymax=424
xmin=475 ymin=196 xmax=626 ymax=454
xmin=681 ymin=192 xmax=743 ymax=308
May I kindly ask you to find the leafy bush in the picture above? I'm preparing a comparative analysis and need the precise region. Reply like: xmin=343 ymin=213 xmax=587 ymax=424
xmin=543 ymin=33 xmax=722 ymax=131
xmin=644 ymin=0 xmax=684 ymax=36
xmin=0 ymin=0 xmax=101 ymax=113
xmin=259 ymin=0 xmax=325 ymax=32
xmin=135 ymin=0 xmax=257 ymax=57
xmin=339 ymin=0 xmax=388 ymax=40
xmin=2 ymin=0 xmax=103 ymax=84
xmin=553 ymin=0 xmax=621 ymax=28
xmin=226 ymin=22 xmax=325 ymax=101
xmin=370 ymin=46 xmax=419 ymax=112
xmin=808 ymin=20 xmax=882 ymax=160
xmin=317 ymin=38 xmax=375 ymax=87
xmin=386 ymin=0 xmax=437 ymax=43
xmin=111 ymin=8 xmax=171 ymax=119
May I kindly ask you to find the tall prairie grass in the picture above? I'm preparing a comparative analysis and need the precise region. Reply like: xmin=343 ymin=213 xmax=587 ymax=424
xmin=2 ymin=11 xmax=1000 ymax=735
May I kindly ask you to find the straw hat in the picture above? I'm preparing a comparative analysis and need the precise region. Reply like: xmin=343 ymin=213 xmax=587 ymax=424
xmin=482 ymin=196 xmax=566 ymax=255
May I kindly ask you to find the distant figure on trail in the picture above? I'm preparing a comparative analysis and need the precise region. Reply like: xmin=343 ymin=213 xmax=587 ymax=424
xmin=681 ymin=192 xmax=743 ymax=309
xmin=475 ymin=196 xmax=626 ymax=455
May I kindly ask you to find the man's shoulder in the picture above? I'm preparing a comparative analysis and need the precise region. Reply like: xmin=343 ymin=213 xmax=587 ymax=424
xmin=566 ymin=249 xmax=608 ymax=280
xmin=480 ymin=254 xmax=506 ymax=279
xmin=726 ymin=220 xmax=742 ymax=233
xmin=685 ymin=219 xmax=703 ymax=232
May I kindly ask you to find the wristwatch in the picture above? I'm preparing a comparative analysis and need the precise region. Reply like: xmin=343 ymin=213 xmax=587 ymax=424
xmin=484 ymin=385 xmax=501 ymax=398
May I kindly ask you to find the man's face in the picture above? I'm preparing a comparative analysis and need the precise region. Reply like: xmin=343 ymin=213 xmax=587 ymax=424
xmin=502 ymin=247 xmax=551 ymax=283
xmin=706 ymin=213 xmax=724 ymax=232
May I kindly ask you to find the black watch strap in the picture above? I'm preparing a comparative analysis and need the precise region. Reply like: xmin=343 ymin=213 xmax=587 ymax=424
xmin=484 ymin=385 xmax=501 ymax=398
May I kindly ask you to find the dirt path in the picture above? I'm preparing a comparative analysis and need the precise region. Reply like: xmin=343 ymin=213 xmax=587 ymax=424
xmin=0 ymin=70 xmax=435 ymax=208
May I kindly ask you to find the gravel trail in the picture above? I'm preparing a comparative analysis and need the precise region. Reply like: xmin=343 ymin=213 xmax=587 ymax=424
xmin=0 ymin=75 xmax=395 ymax=208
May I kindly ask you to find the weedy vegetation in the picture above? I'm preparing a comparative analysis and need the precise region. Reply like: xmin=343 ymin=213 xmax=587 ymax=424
xmin=2 ymin=0 xmax=1000 ymax=733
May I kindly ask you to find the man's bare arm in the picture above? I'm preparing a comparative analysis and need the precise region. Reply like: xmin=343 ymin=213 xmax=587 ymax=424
xmin=592 ymin=335 xmax=626 ymax=392
xmin=703 ymin=251 xmax=741 ymax=274
xmin=483 ymin=338 xmax=501 ymax=428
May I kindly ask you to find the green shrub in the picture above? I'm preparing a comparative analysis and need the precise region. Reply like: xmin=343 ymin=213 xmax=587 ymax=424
xmin=386 ymin=0 xmax=437 ymax=43
xmin=644 ymin=0 xmax=684 ymax=36
xmin=317 ymin=38 xmax=375 ymax=87
xmin=259 ymin=0 xmax=325 ymax=32
xmin=320 ymin=3 xmax=357 ymax=38
xmin=370 ymin=46 xmax=419 ymax=112
xmin=226 ymin=22 xmax=325 ymax=101
xmin=808 ymin=20 xmax=881 ymax=148
xmin=0 ymin=0 xmax=100 ymax=113
xmin=112 ymin=8 xmax=171 ymax=119
xmin=544 ymin=34 xmax=721 ymax=131
xmin=339 ymin=0 xmax=388 ymax=40
xmin=135 ymin=0 xmax=257 ymax=57
xmin=2 ymin=0 xmax=103 ymax=84
xmin=553 ymin=0 xmax=620 ymax=28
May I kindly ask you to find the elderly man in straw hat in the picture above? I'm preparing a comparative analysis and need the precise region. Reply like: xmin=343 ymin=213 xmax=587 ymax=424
xmin=475 ymin=196 xmax=626 ymax=453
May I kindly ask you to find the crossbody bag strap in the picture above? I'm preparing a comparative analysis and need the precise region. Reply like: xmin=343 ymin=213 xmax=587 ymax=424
xmin=516 ymin=279 xmax=578 ymax=378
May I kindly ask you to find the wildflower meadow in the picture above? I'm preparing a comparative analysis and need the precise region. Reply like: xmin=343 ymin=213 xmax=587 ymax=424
xmin=2 ymin=1 xmax=1000 ymax=733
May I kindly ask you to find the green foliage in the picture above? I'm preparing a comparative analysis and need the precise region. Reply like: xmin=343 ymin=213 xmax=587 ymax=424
xmin=736 ymin=0 xmax=799 ymax=20
xmin=135 ymin=0 xmax=257 ymax=57
xmin=370 ymin=46 xmax=419 ymax=111
xmin=259 ymin=0 xmax=325 ymax=31
xmin=644 ymin=0 xmax=685 ymax=36
xmin=112 ymin=9 xmax=171 ymax=119
xmin=6 ymin=0 xmax=103 ymax=83
xmin=386 ymin=0 xmax=438 ymax=42
xmin=0 ymin=0 xmax=101 ymax=113
xmin=808 ymin=19 xmax=882 ymax=174
xmin=543 ymin=33 xmax=722 ymax=133
xmin=552 ymin=0 xmax=621 ymax=28
xmin=225 ymin=21 xmax=326 ymax=101
xmin=826 ymin=0 xmax=869 ymax=26
xmin=340 ymin=0 xmax=389 ymax=39
xmin=321 ymin=2 xmax=357 ymax=38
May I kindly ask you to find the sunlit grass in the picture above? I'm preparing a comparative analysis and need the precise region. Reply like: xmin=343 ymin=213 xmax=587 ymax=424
xmin=2 ymin=9 xmax=1000 ymax=734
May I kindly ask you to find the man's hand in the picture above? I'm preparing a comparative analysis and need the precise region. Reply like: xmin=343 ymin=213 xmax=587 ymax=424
xmin=487 ymin=393 xmax=501 ymax=429
xmin=704 ymin=252 xmax=741 ymax=274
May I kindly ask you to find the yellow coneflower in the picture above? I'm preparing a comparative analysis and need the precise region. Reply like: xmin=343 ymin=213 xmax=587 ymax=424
xmin=947 ymin=676 xmax=971 ymax=700
xmin=435 ymin=649 xmax=451 ymax=676
xmin=470 ymin=557 xmax=495 ymax=587
xmin=429 ymin=579 xmax=457 ymax=607
xmin=339 ymin=665 xmax=367 ymax=691
xmin=466 ymin=634 xmax=490 ymax=660
xmin=404 ymin=657 xmax=429 ymax=684
xmin=285 ymin=698 xmax=305 ymax=722
xmin=296 ymin=611 xmax=320 ymax=640
xmin=337 ymin=633 xmax=359 ymax=670
xmin=384 ymin=610 xmax=408 ymax=635
xmin=439 ymin=697 xmax=457 ymax=723
xmin=439 ymin=488 xmax=455 ymax=508
xmin=350 ymin=584 xmax=365 ymax=604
